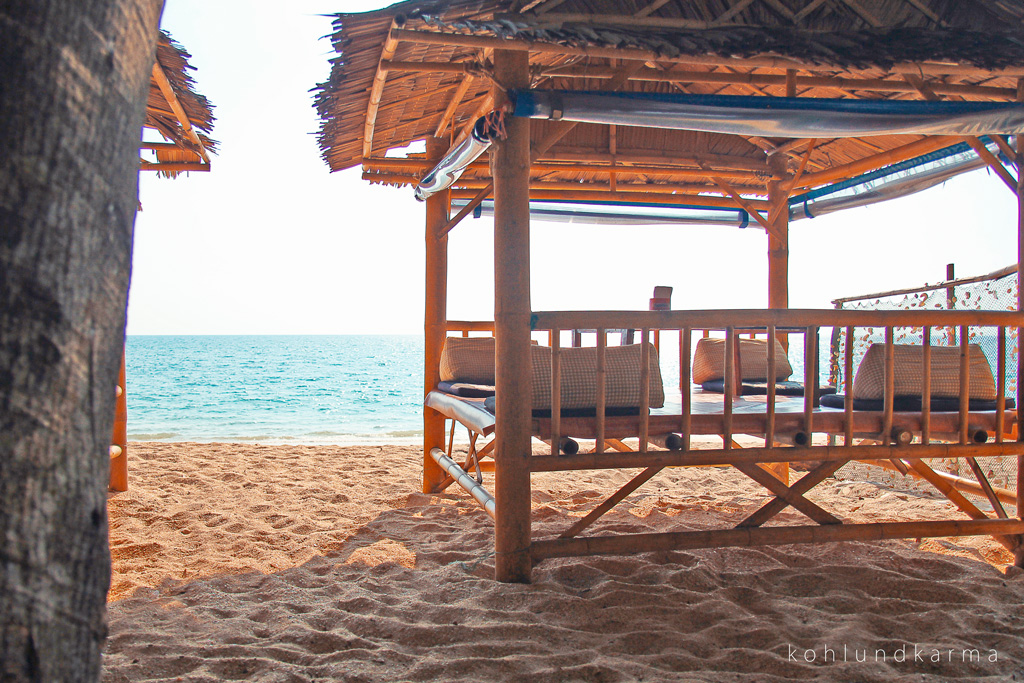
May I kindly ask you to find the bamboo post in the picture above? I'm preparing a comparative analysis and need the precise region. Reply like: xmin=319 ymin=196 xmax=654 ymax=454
xmin=765 ymin=325 xmax=788 ymax=482
xmin=491 ymin=49 xmax=533 ymax=583
xmin=946 ymin=263 xmax=956 ymax=345
xmin=423 ymin=136 xmax=450 ymax=493
xmin=109 ymin=348 xmax=128 ymax=492
xmin=767 ymin=156 xmax=789 ymax=314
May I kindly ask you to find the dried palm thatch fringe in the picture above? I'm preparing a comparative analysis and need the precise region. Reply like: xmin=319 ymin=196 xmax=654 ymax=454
xmin=313 ymin=0 xmax=1024 ymax=200
xmin=146 ymin=30 xmax=218 ymax=155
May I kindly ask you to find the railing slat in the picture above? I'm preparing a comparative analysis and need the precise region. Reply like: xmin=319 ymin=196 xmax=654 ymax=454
xmin=723 ymin=327 xmax=735 ymax=449
xmin=959 ymin=324 xmax=970 ymax=446
xmin=551 ymin=328 xmax=561 ymax=456
xmin=596 ymin=328 xmax=606 ymax=454
xmin=844 ymin=325 xmax=854 ymax=445
xmin=922 ymin=327 xmax=931 ymax=445
xmin=997 ymin=327 xmax=1006 ymax=443
xmin=804 ymin=326 xmax=816 ymax=440
xmin=532 ymin=309 xmax=1023 ymax=331
xmin=640 ymin=328 xmax=650 ymax=452
xmin=883 ymin=327 xmax=894 ymax=443
xmin=680 ymin=327 xmax=691 ymax=451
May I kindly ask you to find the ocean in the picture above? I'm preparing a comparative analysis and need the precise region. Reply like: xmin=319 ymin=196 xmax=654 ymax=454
xmin=125 ymin=333 xmax=836 ymax=445
xmin=126 ymin=335 xmax=425 ymax=445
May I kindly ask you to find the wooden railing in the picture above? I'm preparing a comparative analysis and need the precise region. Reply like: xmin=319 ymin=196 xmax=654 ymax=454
xmin=530 ymin=309 xmax=1024 ymax=459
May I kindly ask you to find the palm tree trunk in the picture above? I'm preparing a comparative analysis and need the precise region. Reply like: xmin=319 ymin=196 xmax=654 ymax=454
xmin=0 ymin=1 xmax=164 ymax=679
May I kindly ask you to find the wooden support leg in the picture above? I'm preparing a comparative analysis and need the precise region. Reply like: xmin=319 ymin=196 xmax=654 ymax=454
xmin=109 ymin=349 xmax=128 ymax=492
xmin=603 ymin=437 xmax=634 ymax=452
xmin=423 ymin=136 xmax=450 ymax=494
xmin=733 ymin=462 xmax=841 ymax=525
xmin=905 ymin=458 xmax=1019 ymax=553
xmin=492 ymin=49 xmax=533 ymax=583
xmin=560 ymin=466 xmax=664 ymax=538
xmin=737 ymin=459 xmax=846 ymax=528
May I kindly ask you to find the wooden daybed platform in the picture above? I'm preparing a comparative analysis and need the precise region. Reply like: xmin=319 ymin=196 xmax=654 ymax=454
xmin=425 ymin=311 xmax=1022 ymax=566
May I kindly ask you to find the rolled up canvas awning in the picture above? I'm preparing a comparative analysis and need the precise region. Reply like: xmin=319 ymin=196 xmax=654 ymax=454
xmin=511 ymin=90 xmax=1024 ymax=138
xmin=415 ymin=114 xmax=506 ymax=201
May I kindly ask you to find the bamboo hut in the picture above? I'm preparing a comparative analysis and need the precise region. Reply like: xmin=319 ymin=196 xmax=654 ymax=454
xmin=110 ymin=30 xmax=216 ymax=492
xmin=315 ymin=0 xmax=1024 ymax=582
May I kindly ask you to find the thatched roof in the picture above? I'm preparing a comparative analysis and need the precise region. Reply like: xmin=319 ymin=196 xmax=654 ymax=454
xmin=143 ymin=30 xmax=217 ymax=177
xmin=314 ymin=0 xmax=1024 ymax=206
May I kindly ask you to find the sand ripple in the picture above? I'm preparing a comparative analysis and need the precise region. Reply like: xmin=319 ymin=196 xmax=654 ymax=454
xmin=104 ymin=443 xmax=1024 ymax=682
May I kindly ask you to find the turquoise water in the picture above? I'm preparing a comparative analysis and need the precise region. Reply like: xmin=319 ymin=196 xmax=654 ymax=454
xmin=126 ymin=335 xmax=424 ymax=444
xmin=125 ymin=333 xmax=836 ymax=445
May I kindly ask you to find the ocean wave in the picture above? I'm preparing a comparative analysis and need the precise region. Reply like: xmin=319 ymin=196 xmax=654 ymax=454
xmin=383 ymin=429 xmax=423 ymax=438
xmin=129 ymin=432 xmax=180 ymax=440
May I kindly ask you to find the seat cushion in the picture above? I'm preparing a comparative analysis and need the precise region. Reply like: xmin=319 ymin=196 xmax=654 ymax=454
xmin=852 ymin=343 xmax=997 ymax=401
xmin=483 ymin=395 xmax=641 ymax=418
xmin=439 ymin=337 xmax=495 ymax=385
xmin=530 ymin=343 xmax=665 ymax=410
xmin=437 ymin=381 xmax=496 ymax=398
xmin=820 ymin=393 xmax=1013 ymax=411
xmin=701 ymin=379 xmax=836 ymax=397
xmin=692 ymin=337 xmax=793 ymax=384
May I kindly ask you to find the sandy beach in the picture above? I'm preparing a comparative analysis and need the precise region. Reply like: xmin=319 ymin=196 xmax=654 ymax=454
xmin=104 ymin=442 xmax=1024 ymax=682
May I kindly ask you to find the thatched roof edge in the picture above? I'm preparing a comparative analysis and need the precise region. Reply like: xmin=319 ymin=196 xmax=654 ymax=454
xmin=153 ymin=29 xmax=218 ymax=153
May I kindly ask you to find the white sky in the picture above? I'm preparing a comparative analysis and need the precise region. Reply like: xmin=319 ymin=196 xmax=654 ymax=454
xmin=128 ymin=1 xmax=1021 ymax=335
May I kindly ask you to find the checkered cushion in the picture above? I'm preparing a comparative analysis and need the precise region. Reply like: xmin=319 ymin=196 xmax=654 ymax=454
xmin=530 ymin=343 xmax=665 ymax=410
xmin=852 ymin=344 xmax=997 ymax=401
xmin=439 ymin=337 xmax=495 ymax=384
xmin=691 ymin=337 xmax=793 ymax=384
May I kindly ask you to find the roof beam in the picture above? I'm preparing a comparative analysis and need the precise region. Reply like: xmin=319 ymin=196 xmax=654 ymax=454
xmin=435 ymin=76 xmax=476 ymax=138
xmin=448 ymin=187 xmax=770 ymax=210
xmin=712 ymin=0 xmax=757 ymax=25
xmin=391 ymin=28 xmax=1024 ymax=79
xmin=150 ymin=61 xmax=209 ymax=163
xmin=994 ymin=135 xmax=1019 ymax=163
xmin=363 ymin=156 xmax=763 ymax=180
xmin=511 ymin=12 xmax=721 ymax=30
xmin=706 ymin=175 xmax=779 ymax=238
xmin=759 ymin=0 xmax=797 ymax=21
xmin=903 ymin=73 xmax=1019 ymax=195
xmin=783 ymin=139 xmax=817 ymax=193
xmin=535 ymin=63 xmax=1017 ymax=99
xmin=793 ymin=135 xmax=962 ymax=189
xmin=139 ymin=161 xmax=210 ymax=172
xmin=540 ymin=149 xmax=771 ymax=174
xmin=366 ymin=171 xmax=759 ymax=197
xmin=903 ymin=0 xmax=947 ymax=27
xmin=964 ymin=137 xmax=1019 ymax=194
xmin=362 ymin=20 xmax=400 ymax=160
xmin=635 ymin=0 xmax=672 ymax=18
xmin=836 ymin=0 xmax=884 ymax=28
xmin=380 ymin=61 xmax=1016 ymax=102
xmin=793 ymin=0 xmax=828 ymax=23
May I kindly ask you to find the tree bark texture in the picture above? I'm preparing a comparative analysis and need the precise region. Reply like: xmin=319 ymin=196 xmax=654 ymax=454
xmin=1 ymin=1 xmax=163 ymax=680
